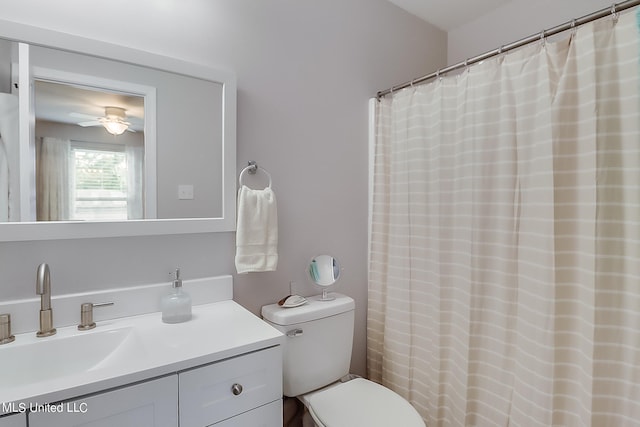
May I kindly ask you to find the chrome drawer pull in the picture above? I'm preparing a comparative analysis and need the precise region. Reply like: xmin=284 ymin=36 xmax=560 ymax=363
xmin=231 ymin=383 xmax=243 ymax=396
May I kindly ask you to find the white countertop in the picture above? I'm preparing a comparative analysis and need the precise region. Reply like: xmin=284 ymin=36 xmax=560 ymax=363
xmin=0 ymin=300 xmax=284 ymax=413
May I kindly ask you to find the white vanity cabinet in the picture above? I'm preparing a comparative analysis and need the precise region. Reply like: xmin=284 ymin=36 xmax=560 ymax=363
xmin=0 ymin=413 xmax=26 ymax=427
xmin=28 ymin=375 xmax=178 ymax=427
xmin=25 ymin=346 xmax=283 ymax=427
xmin=0 ymin=284 xmax=284 ymax=427
xmin=213 ymin=400 xmax=281 ymax=427
xmin=179 ymin=345 xmax=282 ymax=427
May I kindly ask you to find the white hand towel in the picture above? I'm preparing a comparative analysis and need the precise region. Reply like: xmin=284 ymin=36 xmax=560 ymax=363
xmin=235 ymin=185 xmax=278 ymax=273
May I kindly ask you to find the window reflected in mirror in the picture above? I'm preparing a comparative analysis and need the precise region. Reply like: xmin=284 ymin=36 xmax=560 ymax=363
xmin=34 ymin=80 xmax=145 ymax=221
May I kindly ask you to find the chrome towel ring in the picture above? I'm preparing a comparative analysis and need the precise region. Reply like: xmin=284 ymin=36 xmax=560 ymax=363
xmin=238 ymin=161 xmax=272 ymax=188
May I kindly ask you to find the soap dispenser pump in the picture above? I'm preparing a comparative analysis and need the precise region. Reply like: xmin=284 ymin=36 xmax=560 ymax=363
xmin=161 ymin=268 xmax=192 ymax=324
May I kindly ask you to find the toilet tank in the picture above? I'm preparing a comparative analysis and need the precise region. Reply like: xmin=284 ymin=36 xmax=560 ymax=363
xmin=262 ymin=293 xmax=355 ymax=397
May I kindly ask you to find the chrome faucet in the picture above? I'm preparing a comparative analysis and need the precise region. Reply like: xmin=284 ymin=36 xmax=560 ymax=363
xmin=36 ymin=263 xmax=56 ymax=337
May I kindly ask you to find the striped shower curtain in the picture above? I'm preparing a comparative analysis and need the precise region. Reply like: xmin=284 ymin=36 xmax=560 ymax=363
xmin=368 ymin=9 xmax=640 ymax=427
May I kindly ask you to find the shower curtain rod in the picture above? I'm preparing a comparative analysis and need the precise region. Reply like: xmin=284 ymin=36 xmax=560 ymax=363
xmin=377 ymin=0 xmax=640 ymax=99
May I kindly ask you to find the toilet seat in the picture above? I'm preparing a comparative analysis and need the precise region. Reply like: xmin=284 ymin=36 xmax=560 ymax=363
xmin=303 ymin=378 xmax=425 ymax=427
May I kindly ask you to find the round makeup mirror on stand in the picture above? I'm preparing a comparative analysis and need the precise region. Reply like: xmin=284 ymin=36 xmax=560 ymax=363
xmin=308 ymin=254 xmax=341 ymax=301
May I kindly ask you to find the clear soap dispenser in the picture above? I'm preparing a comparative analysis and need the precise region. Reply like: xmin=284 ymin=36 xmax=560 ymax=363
xmin=161 ymin=268 xmax=192 ymax=324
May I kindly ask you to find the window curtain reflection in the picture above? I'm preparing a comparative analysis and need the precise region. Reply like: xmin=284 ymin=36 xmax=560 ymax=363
xmin=0 ymin=136 xmax=8 ymax=221
xmin=36 ymin=136 xmax=71 ymax=221
xmin=125 ymin=143 xmax=143 ymax=219
xmin=0 ymin=93 xmax=19 ymax=221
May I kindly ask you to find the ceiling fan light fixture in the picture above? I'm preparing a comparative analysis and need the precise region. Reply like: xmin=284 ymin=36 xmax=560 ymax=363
xmin=100 ymin=107 xmax=130 ymax=135
xmin=102 ymin=120 xmax=129 ymax=135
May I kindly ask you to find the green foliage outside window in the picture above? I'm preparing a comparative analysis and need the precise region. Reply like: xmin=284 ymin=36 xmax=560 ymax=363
xmin=74 ymin=150 xmax=127 ymax=192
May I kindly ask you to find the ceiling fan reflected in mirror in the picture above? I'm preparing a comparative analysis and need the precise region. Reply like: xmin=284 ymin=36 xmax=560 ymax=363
xmin=71 ymin=106 xmax=136 ymax=135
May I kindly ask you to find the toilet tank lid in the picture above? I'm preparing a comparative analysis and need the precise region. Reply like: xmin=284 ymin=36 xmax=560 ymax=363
xmin=262 ymin=293 xmax=355 ymax=325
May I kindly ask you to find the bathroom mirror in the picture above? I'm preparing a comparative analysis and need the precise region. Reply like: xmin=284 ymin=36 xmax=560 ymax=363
xmin=0 ymin=20 xmax=236 ymax=241
xmin=308 ymin=255 xmax=341 ymax=301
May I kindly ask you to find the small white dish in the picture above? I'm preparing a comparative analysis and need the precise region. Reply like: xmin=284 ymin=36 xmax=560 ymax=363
xmin=279 ymin=295 xmax=307 ymax=308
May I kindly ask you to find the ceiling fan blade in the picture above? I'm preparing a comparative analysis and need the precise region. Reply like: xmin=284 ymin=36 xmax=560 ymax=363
xmin=77 ymin=120 xmax=101 ymax=127
xmin=70 ymin=112 xmax=98 ymax=120
xmin=126 ymin=127 xmax=137 ymax=133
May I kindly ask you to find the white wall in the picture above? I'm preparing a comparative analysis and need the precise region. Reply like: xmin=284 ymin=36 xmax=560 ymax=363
xmin=0 ymin=0 xmax=446 ymax=376
xmin=448 ymin=0 xmax=620 ymax=64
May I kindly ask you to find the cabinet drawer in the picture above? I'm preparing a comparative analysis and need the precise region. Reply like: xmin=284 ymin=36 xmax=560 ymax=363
xmin=214 ymin=401 xmax=282 ymax=427
xmin=28 ymin=375 xmax=178 ymax=427
xmin=179 ymin=346 xmax=282 ymax=427
xmin=0 ymin=413 xmax=25 ymax=427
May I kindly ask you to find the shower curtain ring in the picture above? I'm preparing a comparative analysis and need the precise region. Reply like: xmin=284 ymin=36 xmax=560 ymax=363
xmin=570 ymin=19 xmax=577 ymax=36
xmin=540 ymin=29 xmax=546 ymax=47
xmin=611 ymin=3 xmax=619 ymax=23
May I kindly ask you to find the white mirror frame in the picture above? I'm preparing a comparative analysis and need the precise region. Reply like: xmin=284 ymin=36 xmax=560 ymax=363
xmin=0 ymin=19 xmax=236 ymax=241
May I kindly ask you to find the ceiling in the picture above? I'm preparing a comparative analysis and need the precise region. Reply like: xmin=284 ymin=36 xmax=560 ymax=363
xmin=35 ymin=80 xmax=144 ymax=132
xmin=386 ymin=0 xmax=511 ymax=31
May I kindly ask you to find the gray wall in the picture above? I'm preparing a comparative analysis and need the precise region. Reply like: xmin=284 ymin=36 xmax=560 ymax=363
xmin=0 ymin=0 xmax=446 ymax=376
xmin=448 ymin=0 xmax=619 ymax=64
xmin=0 ymin=39 xmax=12 ymax=94
xmin=35 ymin=121 xmax=143 ymax=151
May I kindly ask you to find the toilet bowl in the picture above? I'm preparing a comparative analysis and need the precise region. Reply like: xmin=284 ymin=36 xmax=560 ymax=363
xmin=262 ymin=293 xmax=425 ymax=427
xmin=300 ymin=377 xmax=424 ymax=427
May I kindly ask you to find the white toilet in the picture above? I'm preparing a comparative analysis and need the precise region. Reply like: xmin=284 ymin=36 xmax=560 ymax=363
xmin=262 ymin=293 xmax=425 ymax=427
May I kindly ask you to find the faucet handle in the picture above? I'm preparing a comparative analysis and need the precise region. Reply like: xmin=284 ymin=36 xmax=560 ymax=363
xmin=0 ymin=314 xmax=15 ymax=345
xmin=78 ymin=302 xmax=114 ymax=331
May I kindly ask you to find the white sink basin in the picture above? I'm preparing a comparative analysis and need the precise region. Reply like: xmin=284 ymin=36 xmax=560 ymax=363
xmin=0 ymin=326 xmax=142 ymax=388
xmin=0 ymin=300 xmax=284 ymax=412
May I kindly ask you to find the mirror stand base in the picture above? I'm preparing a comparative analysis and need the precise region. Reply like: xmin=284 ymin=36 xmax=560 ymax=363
xmin=319 ymin=288 xmax=335 ymax=301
